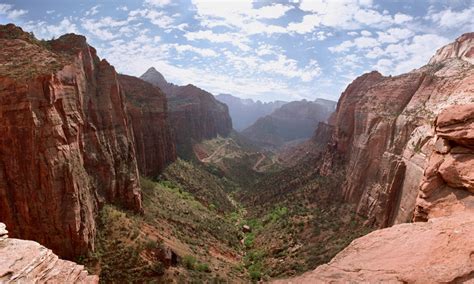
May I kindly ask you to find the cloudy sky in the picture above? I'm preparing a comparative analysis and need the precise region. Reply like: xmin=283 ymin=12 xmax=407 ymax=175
xmin=0 ymin=0 xmax=473 ymax=101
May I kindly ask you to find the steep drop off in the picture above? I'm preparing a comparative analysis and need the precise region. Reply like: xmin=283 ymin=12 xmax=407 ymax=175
xmin=316 ymin=32 xmax=474 ymax=227
xmin=141 ymin=68 xmax=232 ymax=157
xmin=275 ymin=32 xmax=474 ymax=283
xmin=0 ymin=24 xmax=174 ymax=259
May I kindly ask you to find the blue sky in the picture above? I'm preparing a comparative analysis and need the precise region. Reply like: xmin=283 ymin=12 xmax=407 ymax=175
xmin=0 ymin=0 xmax=473 ymax=101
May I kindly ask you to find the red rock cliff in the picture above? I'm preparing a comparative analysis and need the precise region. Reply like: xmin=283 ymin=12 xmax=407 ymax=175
xmin=317 ymin=33 xmax=474 ymax=227
xmin=0 ymin=24 xmax=142 ymax=259
xmin=119 ymin=74 xmax=176 ymax=177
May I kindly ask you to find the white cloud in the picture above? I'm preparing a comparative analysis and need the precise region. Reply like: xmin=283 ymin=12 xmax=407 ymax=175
xmin=144 ymin=0 xmax=172 ymax=7
xmin=0 ymin=4 xmax=27 ymax=20
xmin=170 ymin=44 xmax=218 ymax=57
xmin=184 ymin=30 xmax=251 ymax=51
xmin=85 ymin=5 xmax=100 ymax=16
xmin=394 ymin=13 xmax=413 ymax=24
xmin=376 ymin=28 xmax=414 ymax=44
xmin=428 ymin=7 xmax=474 ymax=30
xmin=23 ymin=17 xmax=77 ymax=39
xmin=129 ymin=9 xmax=175 ymax=29
xmin=360 ymin=30 xmax=371 ymax=36
xmin=81 ymin=17 xmax=131 ymax=40
xmin=287 ymin=14 xmax=320 ymax=34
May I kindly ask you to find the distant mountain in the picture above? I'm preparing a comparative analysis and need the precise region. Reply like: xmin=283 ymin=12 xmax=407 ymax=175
xmin=215 ymin=94 xmax=287 ymax=131
xmin=241 ymin=99 xmax=336 ymax=149
xmin=140 ymin=67 xmax=232 ymax=158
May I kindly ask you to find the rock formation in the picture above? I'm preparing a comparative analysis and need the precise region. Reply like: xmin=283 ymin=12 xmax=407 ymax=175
xmin=0 ymin=24 xmax=143 ymax=258
xmin=275 ymin=32 xmax=474 ymax=284
xmin=119 ymin=74 xmax=176 ymax=177
xmin=242 ymin=99 xmax=336 ymax=149
xmin=140 ymin=67 xmax=232 ymax=157
xmin=215 ymin=93 xmax=287 ymax=131
xmin=315 ymin=32 xmax=474 ymax=227
xmin=273 ymin=212 xmax=474 ymax=283
xmin=0 ymin=223 xmax=98 ymax=283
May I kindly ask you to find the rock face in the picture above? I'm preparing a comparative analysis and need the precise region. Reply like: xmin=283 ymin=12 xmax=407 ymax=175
xmin=119 ymin=74 xmax=176 ymax=177
xmin=0 ymin=223 xmax=98 ymax=283
xmin=0 ymin=24 xmax=142 ymax=258
xmin=141 ymin=67 xmax=232 ymax=157
xmin=414 ymin=104 xmax=474 ymax=221
xmin=215 ymin=93 xmax=287 ymax=131
xmin=273 ymin=212 xmax=474 ymax=283
xmin=242 ymin=99 xmax=336 ymax=149
xmin=316 ymin=32 xmax=474 ymax=227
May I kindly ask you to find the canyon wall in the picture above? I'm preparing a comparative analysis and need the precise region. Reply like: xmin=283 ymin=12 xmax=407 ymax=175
xmin=277 ymin=32 xmax=474 ymax=284
xmin=119 ymin=74 xmax=176 ymax=178
xmin=317 ymin=32 xmax=474 ymax=227
xmin=141 ymin=68 xmax=232 ymax=157
xmin=0 ymin=24 xmax=144 ymax=259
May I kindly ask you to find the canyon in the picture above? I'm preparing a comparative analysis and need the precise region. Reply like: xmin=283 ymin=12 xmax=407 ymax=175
xmin=0 ymin=22 xmax=473 ymax=283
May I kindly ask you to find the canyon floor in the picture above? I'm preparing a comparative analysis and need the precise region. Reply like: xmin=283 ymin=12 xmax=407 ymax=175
xmin=77 ymin=135 xmax=372 ymax=283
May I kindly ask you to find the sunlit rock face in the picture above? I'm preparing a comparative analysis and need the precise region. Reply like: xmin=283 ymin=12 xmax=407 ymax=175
xmin=317 ymin=33 xmax=474 ymax=227
xmin=0 ymin=24 xmax=142 ymax=259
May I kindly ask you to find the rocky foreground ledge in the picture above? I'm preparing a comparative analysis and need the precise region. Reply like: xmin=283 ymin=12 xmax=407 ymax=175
xmin=0 ymin=223 xmax=98 ymax=283
xmin=273 ymin=211 xmax=474 ymax=283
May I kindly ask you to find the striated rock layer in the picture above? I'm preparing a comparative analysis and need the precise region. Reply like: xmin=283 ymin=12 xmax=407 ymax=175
xmin=119 ymin=74 xmax=176 ymax=177
xmin=0 ymin=24 xmax=142 ymax=258
xmin=317 ymin=32 xmax=474 ymax=227
xmin=141 ymin=67 xmax=232 ymax=157
xmin=0 ymin=223 xmax=98 ymax=283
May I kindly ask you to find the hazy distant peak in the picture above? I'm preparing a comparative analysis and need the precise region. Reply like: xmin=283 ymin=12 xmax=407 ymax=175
xmin=140 ymin=67 xmax=168 ymax=87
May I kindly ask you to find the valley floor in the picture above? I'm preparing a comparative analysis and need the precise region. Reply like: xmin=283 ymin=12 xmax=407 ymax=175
xmin=80 ymin=136 xmax=373 ymax=283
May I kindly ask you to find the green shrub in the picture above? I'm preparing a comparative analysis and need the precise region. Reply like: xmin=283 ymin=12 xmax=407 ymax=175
xmin=196 ymin=262 xmax=211 ymax=272
xmin=182 ymin=255 xmax=197 ymax=270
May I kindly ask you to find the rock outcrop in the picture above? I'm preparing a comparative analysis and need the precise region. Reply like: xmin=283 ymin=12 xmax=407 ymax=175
xmin=0 ymin=223 xmax=98 ymax=283
xmin=414 ymin=104 xmax=474 ymax=221
xmin=273 ymin=212 xmax=474 ymax=283
xmin=0 ymin=24 xmax=142 ymax=258
xmin=242 ymin=99 xmax=336 ymax=149
xmin=140 ymin=67 xmax=232 ymax=157
xmin=119 ymin=74 xmax=176 ymax=177
xmin=316 ymin=32 xmax=474 ymax=227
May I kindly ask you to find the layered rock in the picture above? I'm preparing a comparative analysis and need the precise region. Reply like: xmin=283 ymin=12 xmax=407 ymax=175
xmin=317 ymin=33 xmax=474 ymax=227
xmin=414 ymin=104 xmax=474 ymax=221
xmin=273 ymin=212 xmax=474 ymax=283
xmin=141 ymin=68 xmax=232 ymax=157
xmin=0 ymin=223 xmax=98 ymax=283
xmin=0 ymin=24 xmax=142 ymax=258
xmin=119 ymin=74 xmax=176 ymax=177
xmin=242 ymin=99 xmax=336 ymax=149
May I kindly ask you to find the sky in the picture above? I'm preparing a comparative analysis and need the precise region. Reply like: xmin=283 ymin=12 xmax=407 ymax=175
xmin=0 ymin=0 xmax=473 ymax=102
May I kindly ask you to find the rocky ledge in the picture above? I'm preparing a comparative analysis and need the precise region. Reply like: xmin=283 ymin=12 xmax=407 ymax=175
xmin=273 ymin=212 xmax=474 ymax=283
xmin=0 ymin=223 xmax=98 ymax=283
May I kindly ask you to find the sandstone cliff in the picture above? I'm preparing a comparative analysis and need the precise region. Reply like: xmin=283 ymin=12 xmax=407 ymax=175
xmin=141 ymin=68 xmax=232 ymax=157
xmin=0 ymin=24 xmax=142 ymax=259
xmin=119 ymin=74 xmax=176 ymax=177
xmin=317 ymin=32 xmax=474 ymax=227
xmin=275 ymin=32 xmax=474 ymax=284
